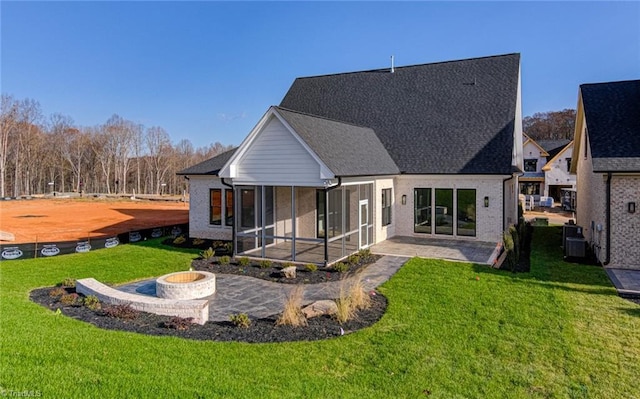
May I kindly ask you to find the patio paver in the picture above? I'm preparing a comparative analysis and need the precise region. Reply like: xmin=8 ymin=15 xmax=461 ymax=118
xmin=117 ymin=255 xmax=407 ymax=321
xmin=371 ymin=236 xmax=498 ymax=265
xmin=605 ymin=268 xmax=640 ymax=297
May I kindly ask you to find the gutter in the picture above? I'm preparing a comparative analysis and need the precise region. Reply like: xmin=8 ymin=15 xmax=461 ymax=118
xmin=221 ymin=178 xmax=236 ymax=258
xmin=605 ymin=172 xmax=611 ymax=265
xmin=324 ymin=177 xmax=342 ymax=266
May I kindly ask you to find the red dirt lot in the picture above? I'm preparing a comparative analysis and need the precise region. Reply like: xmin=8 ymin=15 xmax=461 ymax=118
xmin=0 ymin=198 xmax=189 ymax=244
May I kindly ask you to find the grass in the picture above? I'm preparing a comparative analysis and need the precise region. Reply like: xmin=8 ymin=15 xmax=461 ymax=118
xmin=1 ymin=231 xmax=639 ymax=397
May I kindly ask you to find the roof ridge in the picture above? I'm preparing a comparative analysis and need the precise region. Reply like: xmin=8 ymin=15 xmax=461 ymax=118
xmin=292 ymin=53 xmax=520 ymax=80
xmin=580 ymin=79 xmax=640 ymax=88
xmin=274 ymin=106 xmax=373 ymax=130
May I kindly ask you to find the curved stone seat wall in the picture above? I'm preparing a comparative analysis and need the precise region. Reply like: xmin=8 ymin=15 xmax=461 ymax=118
xmin=76 ymin=278 xmax=209 ymax=324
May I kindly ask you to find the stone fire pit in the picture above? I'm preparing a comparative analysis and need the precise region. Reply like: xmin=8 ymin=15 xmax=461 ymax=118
xmin=156 ymin=271 xmax=216 ymax=300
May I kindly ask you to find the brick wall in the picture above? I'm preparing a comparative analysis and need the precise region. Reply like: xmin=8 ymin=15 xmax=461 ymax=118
xmin=393 ymin=175 xmax=507 ymax=243
xmin=610 ymin=176 xmax=640 ymax=269
xmin=187 ymin=176 xmax=232 ymax=241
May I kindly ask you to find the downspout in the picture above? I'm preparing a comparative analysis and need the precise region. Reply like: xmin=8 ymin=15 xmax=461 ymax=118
xmin=605 ymin=172 xmax=611 ymax=265
xmin=324 ymin=177 xmax=342 ymax=266
xmin=221 ymin=177 xmax=235 ymax=257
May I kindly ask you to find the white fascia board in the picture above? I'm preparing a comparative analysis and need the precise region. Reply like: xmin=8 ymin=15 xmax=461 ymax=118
xmin=271 ymin=109 xmax=335 ymax=180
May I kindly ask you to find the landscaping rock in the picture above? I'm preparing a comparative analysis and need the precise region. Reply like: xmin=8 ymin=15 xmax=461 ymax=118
xmin=302 ymin=300 xmax=338 ymax=319
xmin=282 ymin=266 xmax=296 ymax=279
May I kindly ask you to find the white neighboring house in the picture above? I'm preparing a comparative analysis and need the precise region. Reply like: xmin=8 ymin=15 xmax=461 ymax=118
xmin=520 ymin=134 xmax=574 ymax=206
xmin=541 ymin=141 xmax=576 ymax=205
xmin=179 ymin=54 xmax=524 ymax=265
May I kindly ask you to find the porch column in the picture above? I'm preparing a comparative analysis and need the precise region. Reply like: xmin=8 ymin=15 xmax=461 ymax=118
xmin=323 ymin=188 xmax=329 ymax=266
xmin=291 ymin=186 xmax=296 ymax=261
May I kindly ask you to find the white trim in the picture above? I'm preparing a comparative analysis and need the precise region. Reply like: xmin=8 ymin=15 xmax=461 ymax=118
xmin=218 ymin=107 xmax=334 ymax=181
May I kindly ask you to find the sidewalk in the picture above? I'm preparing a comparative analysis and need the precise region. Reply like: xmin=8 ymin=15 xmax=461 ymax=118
xmin=118 ymin=255 xmax=408 ymax=321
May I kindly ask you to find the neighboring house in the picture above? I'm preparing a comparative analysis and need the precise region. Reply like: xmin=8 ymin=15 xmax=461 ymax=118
xmin=520 ymin=134 xmax=573 ymax=201
xmin=541 ymin=140 xmax=576 ymax=205
xmin=179 ymin=54 xmax=524 ymax=265
xmin=571 ymin=79 xmax=640 ymax=269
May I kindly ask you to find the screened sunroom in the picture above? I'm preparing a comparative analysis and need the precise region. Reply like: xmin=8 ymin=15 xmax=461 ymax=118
xmin=233 ymin=183 xmax=374 ymax=265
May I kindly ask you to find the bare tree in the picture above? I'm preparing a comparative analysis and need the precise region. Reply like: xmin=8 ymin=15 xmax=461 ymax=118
xmin=145 ymin=126 xmax=173 ymax=195
xmin=0 ymin=95 xmax=19 ymax=197
xmin=523 ymin=109 xmax=576 ymax=141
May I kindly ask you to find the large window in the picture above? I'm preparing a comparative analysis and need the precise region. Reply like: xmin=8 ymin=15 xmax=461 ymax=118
xmin=225 ymin=189 xmax=233 ymax=227
xmin=456 ymin=189 xmax=476 ymax=237
xmin=435 ymin=189 xmax=453 ymax=235
xmin=524 ymin=159 xmax=538 ymax=172
xmin=210 ymin=188 xmax=234 ymax=226
xmin=381 ymin=188 xmax=392 ymax=226
xmin=520 ymin=182 xmax=540 ymax=196
xmin=240 ymin=188 xmax=255 ymax=229
xmin=414 ymin=188 xmax=431 ymax=233
xmin=210 ymin=189 xmax=222 ymax=225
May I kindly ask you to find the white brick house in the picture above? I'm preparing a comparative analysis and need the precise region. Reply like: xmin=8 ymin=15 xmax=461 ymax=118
xmin=179 ymin=54 xmax=524 ymax=265
xmin=572 ymin=79 xmax=640 ymax=269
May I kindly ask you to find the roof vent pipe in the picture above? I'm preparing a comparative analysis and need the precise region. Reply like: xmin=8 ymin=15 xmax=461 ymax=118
xmin=390 ymin=55 xmax=395 ymax=73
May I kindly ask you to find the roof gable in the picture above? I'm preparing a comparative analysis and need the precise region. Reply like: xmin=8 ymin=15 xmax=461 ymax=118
xmin=275 ymin=107 xmax=399 ymax=176
xmin=542 ymin=141 xmax=574 ymax=171
xmin=280 ymin=53 xmax=521 ymax=174
xmin=580 ymin=79 xmax=640 ymax=172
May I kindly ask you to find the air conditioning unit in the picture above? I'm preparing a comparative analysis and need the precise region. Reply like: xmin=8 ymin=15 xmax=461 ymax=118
xmin=565 ymin=237 xmax=586 ymax=258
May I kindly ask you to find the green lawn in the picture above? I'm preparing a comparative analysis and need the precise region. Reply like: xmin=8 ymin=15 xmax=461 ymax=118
xmin=1 ymin=228 xmax=639 ymax=398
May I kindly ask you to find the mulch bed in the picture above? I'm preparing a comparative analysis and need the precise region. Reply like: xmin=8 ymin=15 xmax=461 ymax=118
xmin=191 ymin=255 xmax=380 ymax=285
xmin=30 ymin=285 xmax=387 ymax=343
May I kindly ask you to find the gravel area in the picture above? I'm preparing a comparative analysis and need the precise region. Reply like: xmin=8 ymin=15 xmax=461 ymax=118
xmin=30 ymin=285 xmax=387 ymax=343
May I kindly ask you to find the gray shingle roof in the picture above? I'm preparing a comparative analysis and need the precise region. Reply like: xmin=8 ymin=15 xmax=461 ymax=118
xmin=581 ymin=79 xmax=640 ymax=172
xmin=537 ymin=139 xmax=570 ymax=153
xmin=177 ymin=148 xmax=237 ymax=175
xmin=275 ymin=107 xmax=399 ymax=177
xmin=280 ymin=53 xmax=520 ymax=174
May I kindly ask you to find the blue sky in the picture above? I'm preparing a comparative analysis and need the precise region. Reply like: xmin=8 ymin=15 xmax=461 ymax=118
xmin=2 ymin=1 xmax=639 ymax=148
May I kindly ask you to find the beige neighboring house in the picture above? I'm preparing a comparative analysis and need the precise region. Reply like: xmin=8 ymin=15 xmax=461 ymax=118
xmin=179 ymin=54 xmax=524 ymax=265
xmin=571 ymin=79 xmax=640 ymax=269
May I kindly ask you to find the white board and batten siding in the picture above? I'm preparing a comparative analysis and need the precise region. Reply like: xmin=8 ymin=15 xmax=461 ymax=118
xmin=233 ymin=116 xmax=328 ymax=187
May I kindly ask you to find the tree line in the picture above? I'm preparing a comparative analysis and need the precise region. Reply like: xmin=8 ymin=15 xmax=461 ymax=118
xmin=523 ymin=109 xmax=576 ymax=141
xmin=0 ymin=94 xmax=234 ymax=198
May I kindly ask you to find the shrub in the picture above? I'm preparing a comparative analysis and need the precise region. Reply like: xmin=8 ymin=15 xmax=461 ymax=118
xmin=305 ymin=263 xmax=318 ymax=272
xmin=503 ymin=231 xmax=516 ymax=271
xmin=48 ymin=287 xmax=67 ymax=298
xmin=282 ymin=262 xmax=294 ymax=269
xmin=347 ymin=254 xmax=360 ymax=265
xmin=59 ymin=293 xmax=79 ymax=306
xmin=229 ymin=313 xmax=251 ymax=328
xmin=223 ymin=242 xmax=233 ymax=254
xmin=59 ymin=278 xmax=76 ymax=288
xmin=200 ymin=247 xmax=215 ymax=260
xmin=276 ymin=285 xmax=307 ymax=327
xmin=238 ymin=257 xmax=251 ymax=267
xmin=218 ymin=255 xmax=231 ymax=265
xmin=102 ymin=304 xmax=140 ymax=320
xmin=333 ymin=262 xmax=349 ymax=273
xmin=192 ymin=238 xmax=205 ymax=246
xmin=259 ymin=259 xmax=273 ymax=269
xmin=161 ymin=316 xmax=194 ymax=330
xmin=358 ymin=248 xmax=374 ymax=263
xmin=173 ymin=235 xmax=186 ymax=245
xmin=83 ymin=295 xmax=101 ymax=311
xmin=509 ymin=224 xmax=520 ymax=266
